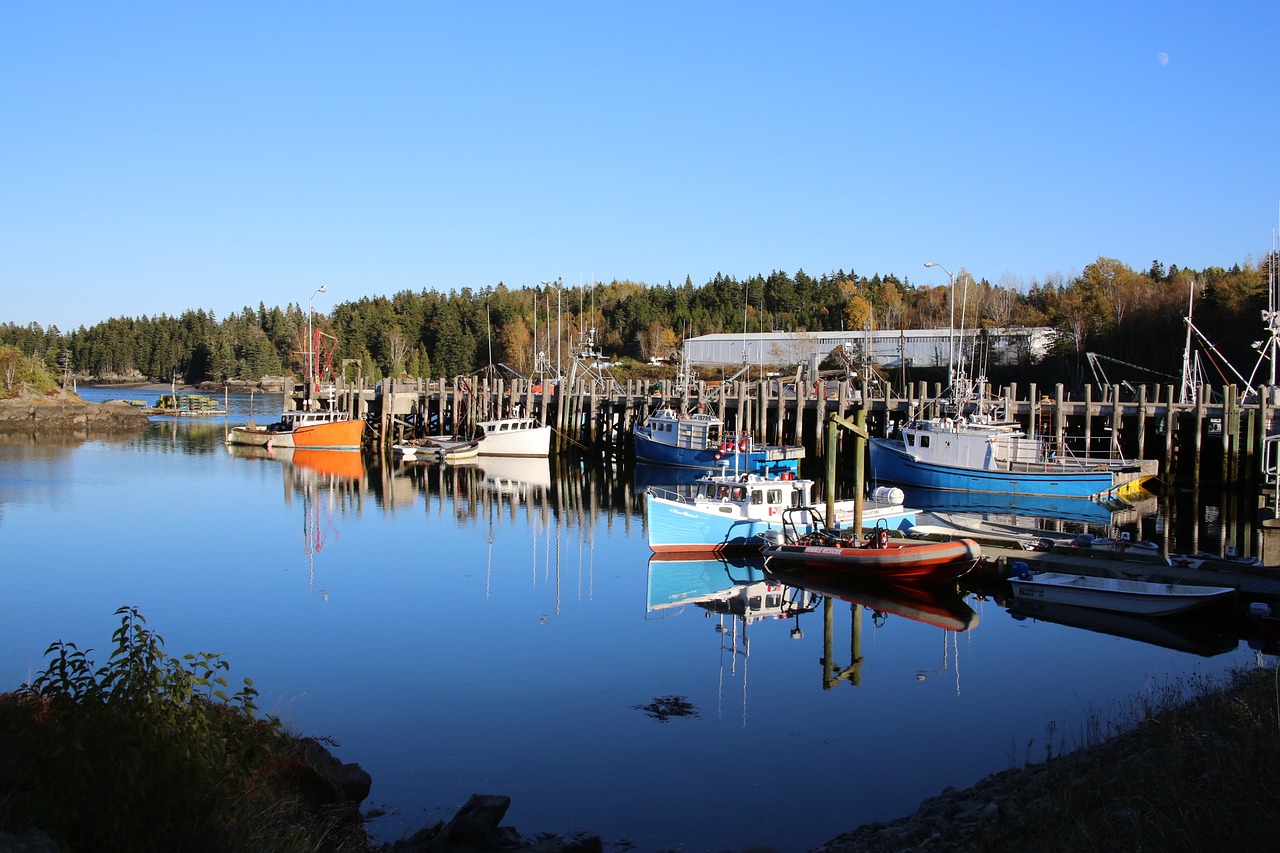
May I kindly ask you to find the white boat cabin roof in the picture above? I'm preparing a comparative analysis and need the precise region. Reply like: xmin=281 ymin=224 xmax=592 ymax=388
xmin=478 ymin=418 xmax=542 ymax=432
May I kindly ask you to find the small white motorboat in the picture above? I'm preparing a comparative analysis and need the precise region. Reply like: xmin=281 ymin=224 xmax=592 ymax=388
xmin=394 ymin=435 xmax=482 ymax=462
xmin=1008 ymin=568 xmax=1235 ymax=617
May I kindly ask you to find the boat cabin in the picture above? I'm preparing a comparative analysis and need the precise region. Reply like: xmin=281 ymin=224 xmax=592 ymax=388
xmin=901 ymin=418 xmax=1044 ymax=471
xmin=640 ymin=409 xmax=723 ymax=450
xmin=691 ymin=471 xmax=811 ymax=518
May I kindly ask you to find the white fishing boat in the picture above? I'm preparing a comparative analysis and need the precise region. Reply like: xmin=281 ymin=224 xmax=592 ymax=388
xmin=474 ymin=417 xmax=552 ymax=457
xmin=1007 ymin=569 xmax=1234 ymax=617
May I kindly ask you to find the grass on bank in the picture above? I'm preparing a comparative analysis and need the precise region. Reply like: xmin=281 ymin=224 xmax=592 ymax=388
xmin=0 ymin=607 xmax=367 ymax=853
xmin=975 ymin=664 xmax=1280 ymax=852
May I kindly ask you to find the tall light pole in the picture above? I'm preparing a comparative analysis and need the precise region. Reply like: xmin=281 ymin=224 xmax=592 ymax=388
xmin=923 ymin=262 xmax=954 ymax=389
xmin=308 ymin=285 xmax=327 ymax=399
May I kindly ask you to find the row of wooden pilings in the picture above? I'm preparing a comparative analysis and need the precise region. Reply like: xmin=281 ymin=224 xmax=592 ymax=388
xmin=313 ymin=375 xmax=1279 ymax=490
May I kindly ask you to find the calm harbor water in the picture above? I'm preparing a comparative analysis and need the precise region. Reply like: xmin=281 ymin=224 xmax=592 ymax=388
xmin=0 ymin=388 xmax=1273 ymax=852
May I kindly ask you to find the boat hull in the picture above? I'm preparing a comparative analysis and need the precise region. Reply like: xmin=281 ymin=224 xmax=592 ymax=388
xmin=1008 ymin=572 xmax=1235 ymax=616
xmin=763 ymin=538 xmax=981 ymax=582
xmin=291 ymin=419 xmax=365 ymax=449
xmin=227 ymin=418 xmax=364 ymax=450
xmin=869 ymin=437 xmax=1117 ymax=499
xmin=395 ymin=436 xmax=482 ymax=461
xmin=475 ymin=419 xmax=552 ymax=457
xmin=634 ymin=431 xmax=803 ymax=471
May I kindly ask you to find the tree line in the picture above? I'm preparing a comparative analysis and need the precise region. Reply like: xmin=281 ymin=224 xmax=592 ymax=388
xmin=1 ymin=255 xmax=1275 ymax=392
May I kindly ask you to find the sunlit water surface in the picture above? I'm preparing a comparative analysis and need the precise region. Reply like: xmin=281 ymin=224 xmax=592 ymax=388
xmin=0 ymin=389 xmax=1271 ymax=852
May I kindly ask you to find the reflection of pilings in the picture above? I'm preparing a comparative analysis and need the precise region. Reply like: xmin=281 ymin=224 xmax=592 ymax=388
xmin=821 ymin=598 xmax=863 ymax=690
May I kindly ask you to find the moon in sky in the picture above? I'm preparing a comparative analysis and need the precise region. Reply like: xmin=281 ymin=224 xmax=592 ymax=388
xmin=1158 ymin=51 xmax=1169 ymax=66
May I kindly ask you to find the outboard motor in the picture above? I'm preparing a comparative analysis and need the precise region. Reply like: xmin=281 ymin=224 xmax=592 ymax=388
xmin=756 ymin=529 xmax=785 ymax=548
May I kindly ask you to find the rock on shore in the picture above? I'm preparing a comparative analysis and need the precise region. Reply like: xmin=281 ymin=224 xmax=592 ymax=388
xmin=0 ymin=395 xmax=151 ymax=433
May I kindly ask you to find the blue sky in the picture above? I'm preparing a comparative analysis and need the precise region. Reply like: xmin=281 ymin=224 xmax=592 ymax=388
xmin=3 ymin=2 xmax=1277 ymax=330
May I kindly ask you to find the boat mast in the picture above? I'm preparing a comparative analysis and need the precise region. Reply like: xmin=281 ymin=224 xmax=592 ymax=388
xmin=1178 ymin=277 xmax=1199 ymax=406
xmin=307 ymin=284 xmax=327 ymax=409
xmin=1244 ymin=216 xmax=1280 ymax=395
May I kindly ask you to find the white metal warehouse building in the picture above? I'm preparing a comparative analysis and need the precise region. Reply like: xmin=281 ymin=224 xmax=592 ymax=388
xmin=682 ymin=328 xmax=1054 ymax=369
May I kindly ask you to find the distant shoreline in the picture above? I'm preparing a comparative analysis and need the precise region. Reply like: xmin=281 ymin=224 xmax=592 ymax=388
xmin=80 ymin=382 xmax=188 ymax=392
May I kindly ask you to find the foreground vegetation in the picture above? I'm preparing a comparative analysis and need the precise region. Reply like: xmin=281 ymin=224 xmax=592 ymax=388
xmin=4 ymin=606 xmax=1280 ymax=852
xmin=0 ymin=608 xmax=368 ymax=853
xmin=1002 ymin=664 xmax=1280 ymax=850
xmin=824 ymin=664 xmax=1280 ymax=852
xmin=1 ymin=254 xmax=1275 ymax=394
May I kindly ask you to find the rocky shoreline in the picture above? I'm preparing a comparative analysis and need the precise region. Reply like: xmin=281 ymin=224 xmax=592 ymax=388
xmin=0 ymin=395 xmax=151 ymax=433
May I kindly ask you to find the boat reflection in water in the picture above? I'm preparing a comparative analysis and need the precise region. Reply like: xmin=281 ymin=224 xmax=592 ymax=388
xmin=479 ymin=456 xmax=552 ymax=494
xmin=1006 ymin=597 xmax=1239 ymax=658
xmin=227 ymin=444 xmax=366 ymax=597
xmin=647 ymin=552 xmax=983 ymax=695
xmin=646 ymin=553 xmax=816 ymax=621
xmin=633 ymin=462 xmax=710 ymax=493
xmin=899 ymin=484 xmax=1157 ymax=530
xmin=768 ymin=565 xmax=980 ymax=691
xmin=767 ymin=565 xmax=980 ymax=633
xmin=646 ymin=553 xmax=819 ymax=724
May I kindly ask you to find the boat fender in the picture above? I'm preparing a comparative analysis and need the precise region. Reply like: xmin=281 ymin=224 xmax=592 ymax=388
xmin=739 ymin=437 xmax=749 ymax=452
xmin=875 ymin=529 xmax=889 ymax=550
xmin=740 ymin=474 xmax=750 ymax=483
xmin=870 ymin=485 xmax=905 ymax=505
xmin=1011 ymin=561 xmax=1032 ymax=579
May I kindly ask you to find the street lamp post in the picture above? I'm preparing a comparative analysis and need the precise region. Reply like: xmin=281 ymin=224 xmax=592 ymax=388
xmin=923 ymin=262 xmax=955 ymax=389
xmin=307 ymin=285 xmax=327 ymax=403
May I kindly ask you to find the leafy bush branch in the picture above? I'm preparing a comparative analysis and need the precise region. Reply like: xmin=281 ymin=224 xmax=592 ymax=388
xmin=0 ymin=606 xmax=353 ymax=852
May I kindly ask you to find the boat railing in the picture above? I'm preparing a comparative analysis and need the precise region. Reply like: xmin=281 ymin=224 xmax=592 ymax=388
xmin=1046 ymin=434 xmax=1135 ymax=468
xmin=646 ymin=485 xmax=693 ymax=504
xmin=778 ymin=506 xmax=843 ymax=545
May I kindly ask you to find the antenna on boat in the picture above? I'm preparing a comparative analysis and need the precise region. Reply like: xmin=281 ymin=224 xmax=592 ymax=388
xmin=307 ymin=285 xmax=327 ymax=408
xmin=1244 ymin=212 xmax=1280 ymax=395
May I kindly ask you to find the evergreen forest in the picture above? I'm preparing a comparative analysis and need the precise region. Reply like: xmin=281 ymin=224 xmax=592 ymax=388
xmin=2 ymin=255 xmax=1276 ymax=393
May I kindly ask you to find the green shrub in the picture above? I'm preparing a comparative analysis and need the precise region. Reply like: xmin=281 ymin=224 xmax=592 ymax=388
xmin=0 ymin=606 xmax=304 ymax=852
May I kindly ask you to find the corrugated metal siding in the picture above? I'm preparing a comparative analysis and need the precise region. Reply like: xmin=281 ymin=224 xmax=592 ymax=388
xmin=683 ymin=328 xmax=1053 ymax=367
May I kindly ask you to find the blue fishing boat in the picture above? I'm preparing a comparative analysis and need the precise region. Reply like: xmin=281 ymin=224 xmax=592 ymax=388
xmin=632 ymin=355 xmax=804 ymax=471
xmin=633 ymin=407 xmax=805 ymax=471
xmin=644 ymin=465 xmax=916 ymax=554
xmin=868 ymin=377 xmax=1155 ymax=499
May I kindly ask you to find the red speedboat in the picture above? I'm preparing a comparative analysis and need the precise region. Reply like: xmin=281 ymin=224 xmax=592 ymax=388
xmin=761 ymin=527 xmax=981 ymax=583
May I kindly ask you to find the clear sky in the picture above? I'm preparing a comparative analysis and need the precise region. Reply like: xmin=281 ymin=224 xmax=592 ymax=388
xmin=3 ymin=2 xmax=1277 ymax=331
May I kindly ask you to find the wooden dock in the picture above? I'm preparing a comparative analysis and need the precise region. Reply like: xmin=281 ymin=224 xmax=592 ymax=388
xmin=298 ymin=373 xmax=1280 ymax=488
